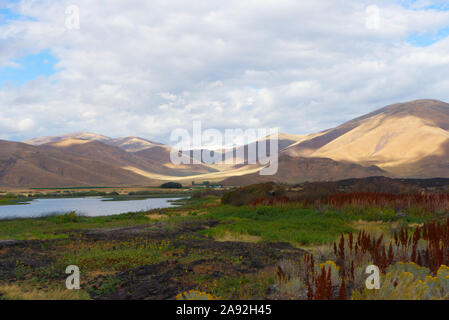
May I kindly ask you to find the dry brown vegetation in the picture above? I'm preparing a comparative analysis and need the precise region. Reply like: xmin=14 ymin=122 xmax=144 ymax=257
xmin=275 ymin=218 xmax=449 ymax=300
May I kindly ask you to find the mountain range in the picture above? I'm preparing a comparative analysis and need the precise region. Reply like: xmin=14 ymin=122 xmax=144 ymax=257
xmin=2 ymin=99 xmax=449 ymax=187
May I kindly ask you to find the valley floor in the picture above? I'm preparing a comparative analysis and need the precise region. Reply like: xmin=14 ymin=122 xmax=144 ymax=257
xmin=0 ymin=196 xmax=444 ymax=300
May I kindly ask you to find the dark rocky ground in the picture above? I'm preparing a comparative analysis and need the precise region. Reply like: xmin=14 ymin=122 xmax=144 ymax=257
xmin=0 ymin=219 xmax=305 ymax=300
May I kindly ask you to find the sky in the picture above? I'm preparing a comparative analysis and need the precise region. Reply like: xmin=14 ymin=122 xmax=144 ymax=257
xmin=1 ymin=0 xmax=449 ymax=144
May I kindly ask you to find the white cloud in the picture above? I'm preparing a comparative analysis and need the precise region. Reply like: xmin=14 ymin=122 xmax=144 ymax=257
xmin=1 ymin=0 xmax=449 ymax=143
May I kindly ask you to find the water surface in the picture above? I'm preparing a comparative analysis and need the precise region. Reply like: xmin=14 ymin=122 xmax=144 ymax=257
xmin=0 ymin=197 xmax=182 ymax=219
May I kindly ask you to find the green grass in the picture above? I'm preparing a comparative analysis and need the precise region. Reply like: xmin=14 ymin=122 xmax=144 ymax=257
xmin=102 ymin=193 xmax=189 ymax=201
xmin=0 ymin=199 xmax=29 ymax=206
xmin=0 ymin=193 xmax=443 ymax=300
xmin=0 ymin=211 xmax=154 ymax=240
xmin=90 ymin=276 xmax=121 ymax=296
xmin=0 ymin=189 xmax=191 ymax=203
xmin=194 ymin=200 xmax=435 ymax=246
xmin=199 ymin=204 xmax=355 ymax=245
xmin=174 ymin=196 xmax=220 ymax=209
xmin=59 ymin=239 xmax=173 ymax=272
xmin=0 ymin=195 xmax=435 ymax=245
xmin=334 ymin=205 xmax=435 ymax=223
xmin=30 ymin=186 xmax=115 ymax=190
xmin=190 ymin=274 xmax=276 ymax=299
xmin=0 ymin=195 xmax=31 ymax=206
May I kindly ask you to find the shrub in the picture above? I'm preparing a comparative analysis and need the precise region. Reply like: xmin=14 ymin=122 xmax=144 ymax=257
xmin=325 ymin=192 xmax=449 ymax=216
xmin=351 ymin=263 xmax=449 ymax=300
xmin=221 ymin=183 xmax=286 ymax=206
xmin=282 ymin=217 xmax=449 ymax=300
xmin=176 ymin=290 xmax=216 ymax=300
xmin=47 ymin=211 xmax=80 ymax=224
xmin=351 ymin=269 xmax=427 ymax=300
xmin=160 ymin=182 xmax=183 ymax=189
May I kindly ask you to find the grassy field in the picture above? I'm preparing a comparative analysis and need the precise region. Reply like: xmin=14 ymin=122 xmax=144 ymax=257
xmin=0 ymin=192 xmax=447 ymax=300
xmin=1 ymin=195 xmax=422 ymax=243
xmin=199 ymin=205 xmax=355 ymax=245
xmin=0 ymin=211 xmax=154 ymax=240
xmin=196 ymin=197 xmax=433 ymax=245
xmin=0 ymin=198 xmax=29 ymax=206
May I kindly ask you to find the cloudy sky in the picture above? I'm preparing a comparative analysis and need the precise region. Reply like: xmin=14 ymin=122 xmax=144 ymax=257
xmin=1 ymin=0 xmax=449 ymax=143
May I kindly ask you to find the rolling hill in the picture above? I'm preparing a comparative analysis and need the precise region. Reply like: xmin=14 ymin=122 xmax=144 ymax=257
xmin=7 ymin=99 xmax=449 ymax=187
xmin=24 ymin=132 xmax=111 ymax=146
xmin=25 ymin=132 xmax=166 ymax=153
xmin=283 ymin=99 xmax=449 ymax=177
xmin=41 ymin=139 xmax=174 ymax=176
xmin=228 ymin=99 xmax=449 ymax=185
xmin=106 ymin=137 xmax=165 ymax=152
xmin=0 ymin=140 xmax=157 ymax=187
xmin=221 ymin=155 xmax=388 ymax=186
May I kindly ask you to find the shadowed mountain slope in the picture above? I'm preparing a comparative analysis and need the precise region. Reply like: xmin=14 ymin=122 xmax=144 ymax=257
xmin=221 ymin=155 xmax=388 ymax=186
xmin=12 ymin=99 xmax=449 ymax=187
xmin=0 ymin=140 xmax=157 ymax=187
xmin=283 ymin=99 xmax=449 ymax=178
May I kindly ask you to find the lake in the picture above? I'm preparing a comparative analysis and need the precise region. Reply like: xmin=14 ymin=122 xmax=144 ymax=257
xmin=0 ymin=197 xmax=183 ymax=220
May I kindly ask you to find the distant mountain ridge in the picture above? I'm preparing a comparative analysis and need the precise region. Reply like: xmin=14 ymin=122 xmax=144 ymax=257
xmin=221 ymin=156 xmax=388 ymax=186
xmin=0 ymin=140 xmax=156 ymax=187
xmin=227 ymin=99 xmax=449 ymax=185
xmin=2 ymin=99 xmax=449 ymax=187
xmin=23 ymin=132 xmax=111 ymax=146
xmin=283 ymin=99 xmax=449 ymax=176
xmin=24 ymin=132 xmax=164 ymax=153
